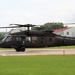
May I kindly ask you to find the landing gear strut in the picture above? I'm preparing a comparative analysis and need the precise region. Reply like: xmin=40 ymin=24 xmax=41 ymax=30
xmin=15 ymin=47 xmax=25 ymax=52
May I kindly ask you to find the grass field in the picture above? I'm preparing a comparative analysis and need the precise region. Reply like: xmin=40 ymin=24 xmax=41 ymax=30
xmin=0 ymin=55 xmax=75 ymax=75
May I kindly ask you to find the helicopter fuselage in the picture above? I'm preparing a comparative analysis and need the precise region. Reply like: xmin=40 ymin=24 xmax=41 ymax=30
xmin=0 ymin=30 xmax=75 ymax=52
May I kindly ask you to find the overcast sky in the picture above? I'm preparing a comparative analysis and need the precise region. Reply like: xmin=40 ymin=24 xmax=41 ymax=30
xmin=0 ymin=0 xmax=75 ymax=27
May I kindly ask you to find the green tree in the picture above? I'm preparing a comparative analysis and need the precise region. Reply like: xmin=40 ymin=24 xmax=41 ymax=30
xmin=0 ymin=32 xmax=5 ymax=39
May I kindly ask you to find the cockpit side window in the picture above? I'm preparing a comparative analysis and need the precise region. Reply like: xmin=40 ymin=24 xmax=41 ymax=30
xmin=16 ymin=37 xmax=21 ymax=41
xmin=6 ymin=36 xmax=12 ymax=42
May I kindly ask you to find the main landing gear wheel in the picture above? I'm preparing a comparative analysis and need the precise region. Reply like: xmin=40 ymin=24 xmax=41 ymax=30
xmin=21 ymin=47 xmax=25 ymax=52
xmin=15 ymin=47 xmax=25 ymax=52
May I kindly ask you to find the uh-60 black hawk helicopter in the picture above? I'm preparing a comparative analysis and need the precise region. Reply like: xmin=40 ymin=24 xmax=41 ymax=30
xmin=0 ymin=23 xmax=75 ymax=52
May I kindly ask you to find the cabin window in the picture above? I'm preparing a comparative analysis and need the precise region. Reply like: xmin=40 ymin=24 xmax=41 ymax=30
xmin=18 ymin=37 xmax=21 ymax=41
xmin=67 ymin=32 xmax=69 ymax=35
xmin=26 ymin=37 xmax=31 ymax=42
xmin=49 ymin=37 xmax=52 ymax=41
xmin=32 ymin=37 xmax=37 ymax=40
xmin=32 ymin=37 xmax=37 ymax=43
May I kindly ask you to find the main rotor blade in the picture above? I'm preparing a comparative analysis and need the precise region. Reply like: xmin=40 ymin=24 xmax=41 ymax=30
xmin=10 ymin=24 xmax=24 ymax=26
xmin=64 ymin=23 xmax=75 ymax=25
xmin=10 ymin=24 xmax=36 ymax=27
xmin=0 ymin=26 xmax=19 ymax=28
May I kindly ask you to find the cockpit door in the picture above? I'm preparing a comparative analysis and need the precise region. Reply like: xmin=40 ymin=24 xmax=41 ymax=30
xmin=16 ymin=36 xmax=26 ymax=46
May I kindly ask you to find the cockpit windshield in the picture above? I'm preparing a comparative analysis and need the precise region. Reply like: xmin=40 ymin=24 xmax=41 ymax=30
xmin=2 ymin=35 xmax=12 ymax=42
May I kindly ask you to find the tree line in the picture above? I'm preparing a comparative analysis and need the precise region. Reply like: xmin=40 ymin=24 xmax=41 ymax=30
xmin=0 ymin=32 xmax=6 ymax=39
xmin=32 ymin=22 xmax=67 ymax=31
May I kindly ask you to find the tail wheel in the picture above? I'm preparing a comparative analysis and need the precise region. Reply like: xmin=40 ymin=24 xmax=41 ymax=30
xmin=15 ymin=47 xmax=25 ymax=52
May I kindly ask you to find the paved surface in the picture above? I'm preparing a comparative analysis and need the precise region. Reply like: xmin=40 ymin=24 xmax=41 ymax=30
xmin=0 ymin=49 xmax=75 ymax=56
